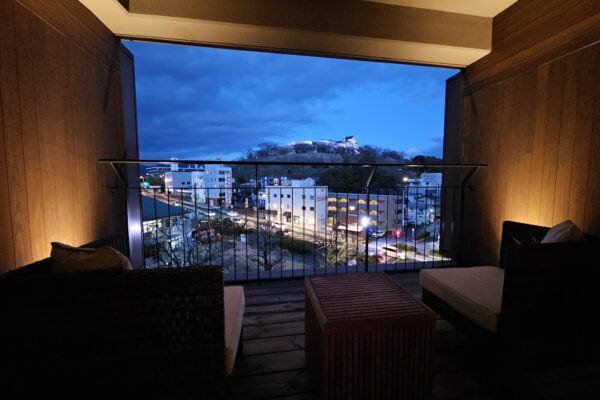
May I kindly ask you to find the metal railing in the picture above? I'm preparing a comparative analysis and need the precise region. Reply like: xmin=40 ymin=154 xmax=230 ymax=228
xmin=101 ymin=159 xmax=484 ymax=282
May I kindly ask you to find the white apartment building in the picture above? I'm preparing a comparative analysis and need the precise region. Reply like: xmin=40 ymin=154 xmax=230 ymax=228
xmin=192 ymin=165 xmax=233 ymax=207
xmin=407 ymin=172 xmax=442 ymax=197
xmin=404 ymin=172 xmax=443 ymax=225
xmin=165 ymin=171 xmax=194 ymax=192
xmin=164 ymin=160 xmax=205 ymax=193
xmin=260 ymin=180 xmax=328 ymax=232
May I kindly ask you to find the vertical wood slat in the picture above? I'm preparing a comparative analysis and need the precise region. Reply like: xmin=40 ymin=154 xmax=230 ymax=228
xmin=584 ymin=50 xmax=600 ymax=235
xmin=552 ymin=51 xmax=580 ymax=223
xmin=526 ymin=63 xmax=551 ymax=226
xmin=567 ymin=46 xmax=595 ymax=227
xmin=0 ymin=71 xmax=17 ymax=270
xmin=29 ymin=15 xmax=64 ymax=248
xmin=13 ymin=4 xmax=47 ymax=262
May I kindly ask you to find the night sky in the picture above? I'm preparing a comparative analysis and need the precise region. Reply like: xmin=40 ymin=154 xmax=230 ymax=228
xmin=124 ymin=41 xmax=457 ymax=161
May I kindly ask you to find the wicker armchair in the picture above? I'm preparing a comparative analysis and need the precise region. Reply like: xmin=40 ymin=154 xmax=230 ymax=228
xmin=421 ymin=221 xmax=599 ymax=368
xmin=0 ymin=237 xmax=240 ymax=398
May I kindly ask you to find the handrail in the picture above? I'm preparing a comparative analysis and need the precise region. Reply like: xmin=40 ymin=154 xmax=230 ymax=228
xmin=100 ymin=158 xmax=486 ymax=169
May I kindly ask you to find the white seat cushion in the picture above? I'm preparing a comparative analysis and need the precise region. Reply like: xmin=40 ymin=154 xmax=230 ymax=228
xmin=420 ymin=266 xmax=504 ymax=333
xmin=224 ymin=286 xmax=245 ymax=375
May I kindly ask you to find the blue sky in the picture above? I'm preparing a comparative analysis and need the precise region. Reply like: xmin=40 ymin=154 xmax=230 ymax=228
xmin=125 ymin=41 xmax=457 ymax=160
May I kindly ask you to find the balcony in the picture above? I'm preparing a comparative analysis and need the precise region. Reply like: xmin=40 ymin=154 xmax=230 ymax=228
xmin=3 ymin=0 xmax=600 ymax=398
xmin=228 ymin=273 xmax=598 ymax=400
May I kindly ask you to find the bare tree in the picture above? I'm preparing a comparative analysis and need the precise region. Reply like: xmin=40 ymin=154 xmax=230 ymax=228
xmin=317 ymin=224 xmax=363 ymax=268
xmin=247 ymin=222 xmax=287 ymax=271
xmin=145 ymin=216 xmax=231 ymax=267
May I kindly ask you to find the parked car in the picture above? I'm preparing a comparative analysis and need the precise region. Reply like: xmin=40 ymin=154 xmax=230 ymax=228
xmin=370 ymin=230 xmax=386 ymax=238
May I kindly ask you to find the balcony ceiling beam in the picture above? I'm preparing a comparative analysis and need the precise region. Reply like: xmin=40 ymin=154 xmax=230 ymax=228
xmin=80 ymin=0 xmax=516 ymax=67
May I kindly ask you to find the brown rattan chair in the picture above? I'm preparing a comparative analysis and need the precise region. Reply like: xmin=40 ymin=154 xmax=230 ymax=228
xmin=421 ymin=221 xmax=599 ymax=368
xmin=0 ymin=236 xmax=236 ymax=398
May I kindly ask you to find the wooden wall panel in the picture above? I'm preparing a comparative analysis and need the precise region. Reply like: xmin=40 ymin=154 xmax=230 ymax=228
xmin=0 ymin=1 xmax=33 ymax=266
xmin=0 ymin=0 xmax=128 ymax=272
xmin=0 ymin=84 xmax=17 ymax=268
xmin=13 ymin=4 xmax=47 ymax=261
xmin=458 ymin=0 xmax=600 ymax=265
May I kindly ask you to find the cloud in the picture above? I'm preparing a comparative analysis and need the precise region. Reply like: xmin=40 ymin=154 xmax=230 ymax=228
xmin=404 ymin=136 xmax=444 ymax=158
xmin=125 ymin=41 xmax=455 ymax=160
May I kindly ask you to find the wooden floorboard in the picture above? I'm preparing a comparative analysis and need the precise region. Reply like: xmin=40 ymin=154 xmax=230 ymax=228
xmin=243 ymin=335 xmax=305 ymax=356
xmin=234 ymin=350 xmax=306 ymax=377
xmin=231 ymin=271 xmax=600 ymax=400
xmin=244 ymin=310 xmax=305 ymax=326
xmin=244 ymin=301 xmax=305 ymax=315
xmin=244 ymin=321 xmax=305 ymax=340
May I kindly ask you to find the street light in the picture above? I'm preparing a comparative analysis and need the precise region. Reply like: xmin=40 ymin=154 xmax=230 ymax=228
xmin=360 ymin=217 xmax=370 ymax=228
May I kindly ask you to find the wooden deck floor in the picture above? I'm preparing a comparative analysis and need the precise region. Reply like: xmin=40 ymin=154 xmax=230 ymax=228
xmin=227 ymin=272 xmax=599 ymax=400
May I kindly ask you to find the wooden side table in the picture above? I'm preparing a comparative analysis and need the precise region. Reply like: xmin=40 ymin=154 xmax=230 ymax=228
xmin=305 ymin=273 xmax=436 ymax=400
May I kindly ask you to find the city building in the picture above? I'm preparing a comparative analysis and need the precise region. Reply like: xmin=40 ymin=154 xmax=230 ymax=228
xmin=327 ymin=192 xmax=404 ymax=232
xmin=260 ymin=179 xmax=328 ymax=232
xmin=192 ymin=164 xmax=233 ymax=207
xmin=164 ymin=160 xmax=205 ymax=193
xmin=404 ymin=172 xmax=443 ymax=225
xmin=164 ymin=171 xmax=195 ymax=192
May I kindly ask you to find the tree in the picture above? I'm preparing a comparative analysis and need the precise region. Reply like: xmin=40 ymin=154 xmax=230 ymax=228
xmin=317 ymin=225 xmax=364 ymax=267
xmin=144 ymin=215 xmax=232 ymax=268
xmin=317 ymin=167 xmax=398 ymax=191
xmin=247 ymin=222 xmax=287 ymax=271
xmin=381 ymin=149 xmax=406 ymax=161
xmin=292 ymin=143 xmax=315 ymax=154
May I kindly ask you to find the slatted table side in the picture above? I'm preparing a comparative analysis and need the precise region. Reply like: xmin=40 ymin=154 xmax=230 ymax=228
xmin=305 ymin=273 xmax=436 ymax=400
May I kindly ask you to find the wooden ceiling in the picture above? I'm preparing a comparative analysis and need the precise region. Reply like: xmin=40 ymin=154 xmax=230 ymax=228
xmin=80 ymin=0 xmax=518 ymax=67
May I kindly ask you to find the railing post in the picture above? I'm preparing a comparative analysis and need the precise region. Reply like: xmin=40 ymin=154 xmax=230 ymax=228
xmin=458 ymin=166 xmax=480 ymax=265
xmin=255 ymin=164 xmax=261 ymax=286
xmin=364 ymin=166 xmax=377 ymax=273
